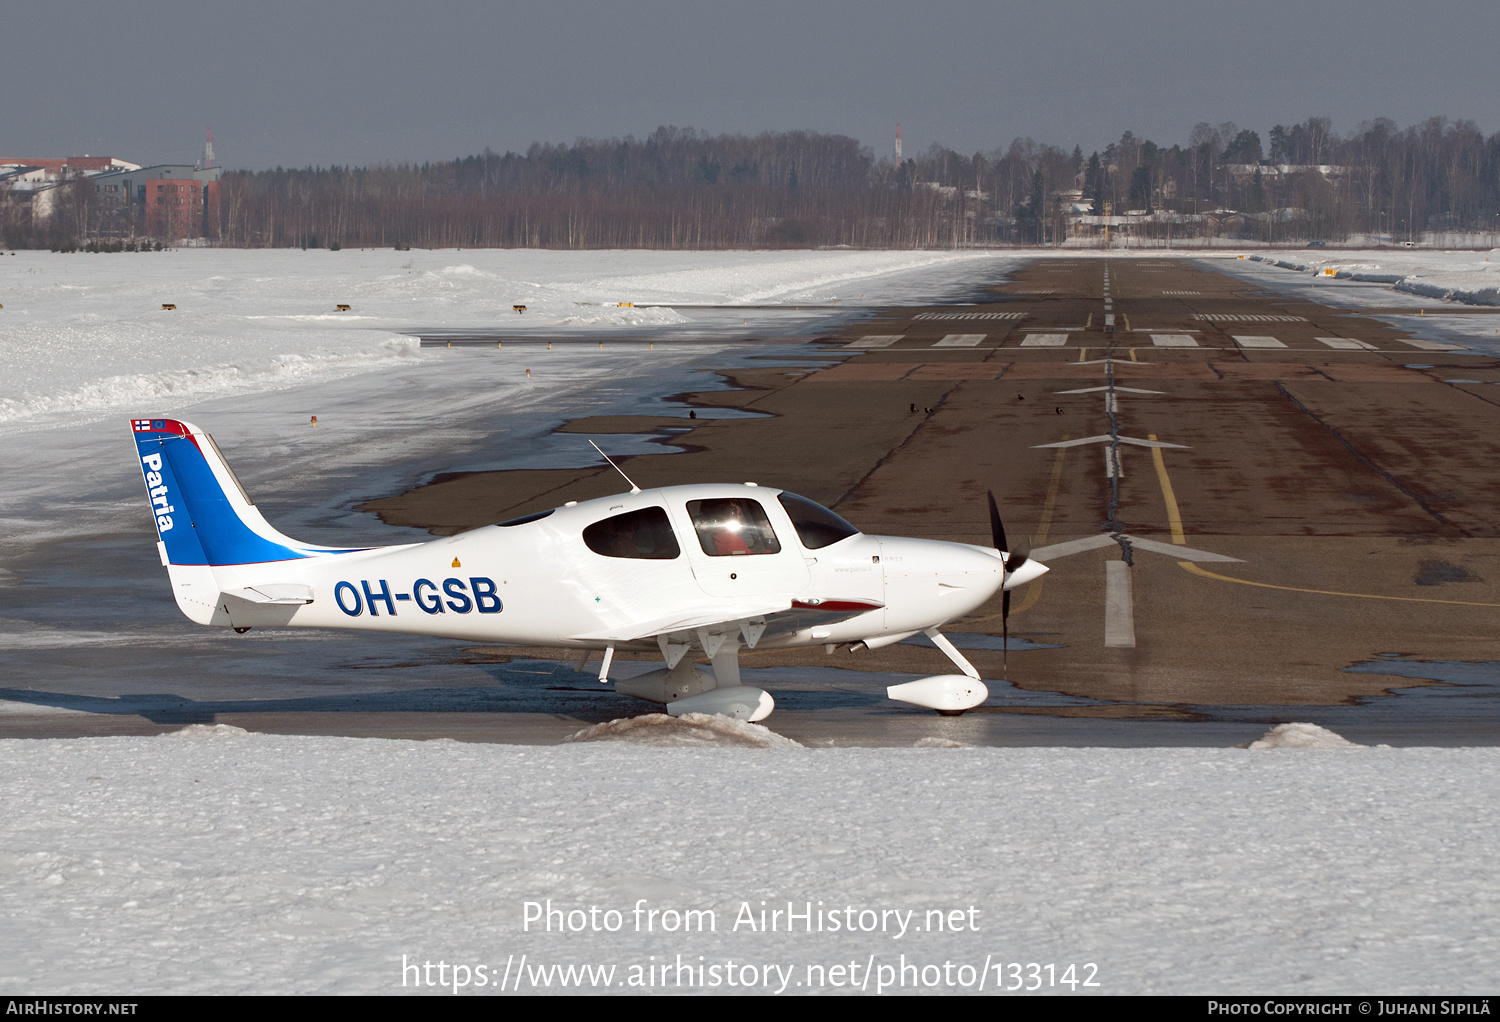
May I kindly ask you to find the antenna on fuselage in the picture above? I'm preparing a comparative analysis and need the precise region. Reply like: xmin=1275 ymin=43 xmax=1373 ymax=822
xmin=588 ymin=439 xmax=641 ymax=494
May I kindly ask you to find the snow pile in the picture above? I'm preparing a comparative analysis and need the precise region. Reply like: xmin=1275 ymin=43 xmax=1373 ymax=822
xmin=164 ymin=723 xmax=255 ymax=738
xmin=1248 ymin=723 xmax=1364 ymax=749
xmin=564 ymin=712 xmax=803 ymax=749
xmin=913 ymin=737 xmax=970 ymax=748
xmin=1249 ymin=250 xmax=1500 ymax=306
xmin=0 ymin=337 xmax=422 ymax=426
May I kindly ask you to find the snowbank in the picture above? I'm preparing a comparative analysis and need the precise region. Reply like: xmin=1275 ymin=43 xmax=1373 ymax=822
xmin=1248 ymin=723 xmax=1363 ymax=749
xmin=1 ymin=733 xmax=1497 ymax=994
xmin=564 ymin=712 xmax=803 ymax=749
xmin=1249 ymin=250 xmax=1500 ymax=306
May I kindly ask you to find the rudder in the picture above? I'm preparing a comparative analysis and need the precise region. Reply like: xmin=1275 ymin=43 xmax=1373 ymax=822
xmin=131 ymin=417 xmax=325 ymax=566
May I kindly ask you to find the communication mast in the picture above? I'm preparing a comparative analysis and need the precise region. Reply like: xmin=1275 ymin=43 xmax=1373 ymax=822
xmin=895 ymin=123 xmax=903 ymax=163
xmin=203 ymin=127 xmax=215 ymax=169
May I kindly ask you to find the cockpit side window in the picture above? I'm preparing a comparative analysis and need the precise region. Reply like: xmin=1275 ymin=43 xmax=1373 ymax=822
xmin=582 ymin=506 xmax=681 ymax=560
xmin=686 ymin=498 xmax=781 ymax=556
xmin=777 ymin=492 xmax=859 ymax=549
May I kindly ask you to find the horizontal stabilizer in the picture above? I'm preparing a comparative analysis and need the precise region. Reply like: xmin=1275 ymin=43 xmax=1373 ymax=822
xmin=221 ymin=583 xmax=315 ymax=605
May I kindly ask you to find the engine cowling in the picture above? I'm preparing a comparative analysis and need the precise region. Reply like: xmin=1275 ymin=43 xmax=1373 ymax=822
xmin=886 ymin=675 xmax=989 ymax=715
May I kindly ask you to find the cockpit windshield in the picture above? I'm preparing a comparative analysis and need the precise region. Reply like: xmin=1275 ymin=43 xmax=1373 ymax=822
xmin=777 ymin=492 xmax=859 ymax=549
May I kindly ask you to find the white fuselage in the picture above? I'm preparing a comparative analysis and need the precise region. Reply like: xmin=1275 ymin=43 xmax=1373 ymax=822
xmin=178 ymin=483 xmax=1033 ymax=650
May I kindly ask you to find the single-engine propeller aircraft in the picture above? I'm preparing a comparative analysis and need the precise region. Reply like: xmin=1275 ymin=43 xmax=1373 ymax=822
xmin=130 ymin=417 xmax=1046 ymax=721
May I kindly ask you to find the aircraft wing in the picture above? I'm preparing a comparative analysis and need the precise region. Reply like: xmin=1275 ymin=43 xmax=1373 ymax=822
xmin=571 ymin=597 xmax=883 ymax=647
xmin=571 ymin=600 xmax=794 ymax=644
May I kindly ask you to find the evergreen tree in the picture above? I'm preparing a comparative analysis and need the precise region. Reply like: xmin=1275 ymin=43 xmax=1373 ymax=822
xmin=1087 ymin=152 xmax=1104 ymax=214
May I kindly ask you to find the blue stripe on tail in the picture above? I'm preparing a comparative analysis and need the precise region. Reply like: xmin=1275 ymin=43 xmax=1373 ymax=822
xmin=133 ymin=419 xmax=308 ymax=566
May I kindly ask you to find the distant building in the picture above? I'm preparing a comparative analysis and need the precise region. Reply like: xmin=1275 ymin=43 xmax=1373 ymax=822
xmin=0 ymin=156 xmax=141 ymax=221
xmin=1221 ymin=163 xmax=1349 ymax=180
xmin=0 ymin=156 xmax=140 ymax=176
xmin=91 ymin=165 xmax=222 ymax=240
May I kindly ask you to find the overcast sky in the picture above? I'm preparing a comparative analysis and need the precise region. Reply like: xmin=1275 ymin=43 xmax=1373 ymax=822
xmin=4 ymin=1 xmax=1496 ymax=169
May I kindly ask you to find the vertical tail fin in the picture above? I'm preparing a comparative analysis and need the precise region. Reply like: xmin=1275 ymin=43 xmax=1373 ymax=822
xmin=130 ymin=418 xmax=340 ymax=566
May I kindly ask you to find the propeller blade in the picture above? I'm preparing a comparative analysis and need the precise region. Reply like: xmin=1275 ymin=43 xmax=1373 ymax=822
xmin=987 ymin=490 xmax=1007 ymax=554
xmin=1001 ymin=588 xmax=1011 ymax=676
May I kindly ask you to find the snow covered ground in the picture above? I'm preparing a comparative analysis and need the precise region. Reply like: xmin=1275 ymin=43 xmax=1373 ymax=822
xmin=0 ymin=248 xmax=1005 ymax=433
xmin=2 ymin=728 xmax=1496 ymax=995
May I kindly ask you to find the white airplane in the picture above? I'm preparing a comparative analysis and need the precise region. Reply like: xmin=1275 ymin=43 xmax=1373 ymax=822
xmin=130 ymin=417 xmax=1046 ymax=721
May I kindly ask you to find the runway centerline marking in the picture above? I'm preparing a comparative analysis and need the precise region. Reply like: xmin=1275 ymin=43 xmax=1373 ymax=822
xmin=1104 ymin=561 xmax=1136 ymax=648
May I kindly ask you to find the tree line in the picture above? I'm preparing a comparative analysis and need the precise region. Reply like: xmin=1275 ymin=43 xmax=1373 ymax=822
xmin=4 ymin=118 xmax=1498 ymax=249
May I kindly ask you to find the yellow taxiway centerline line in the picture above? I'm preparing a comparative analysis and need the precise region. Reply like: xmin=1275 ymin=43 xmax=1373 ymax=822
xmin=1149 ymin=434 xmax=1186 ymax=545
xmin=1148 ymin=433 xmax=1500 ymax=607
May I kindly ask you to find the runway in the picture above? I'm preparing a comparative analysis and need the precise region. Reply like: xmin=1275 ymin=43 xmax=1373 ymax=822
xmin=8 ymin=253 xmax=1500 ymax=745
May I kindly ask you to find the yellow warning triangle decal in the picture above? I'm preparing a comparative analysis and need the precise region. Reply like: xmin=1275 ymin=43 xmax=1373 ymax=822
xmin=451 ymin=558 xmax=461 ymax=568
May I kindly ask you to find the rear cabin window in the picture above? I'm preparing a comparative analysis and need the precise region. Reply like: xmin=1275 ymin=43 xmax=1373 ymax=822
xmin=582 ymin=506 xmax=680 ymax=559
xmin=686 ymin=498 xmax=781 ymax=556
xmin=777 ymin=492 xmax=859 ymax=549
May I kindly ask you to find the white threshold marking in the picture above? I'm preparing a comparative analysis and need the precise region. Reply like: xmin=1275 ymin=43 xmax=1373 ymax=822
xmin=1317 ymin=337 xmax=1375 ymax=350
xmin=1232 ymin=335 xmax=1286 ymax=348
xmin=1105 ymin=560 xmax=1136 ymax=648
xmin=1151 ymin=334 xmax=1200 ymax=347
xmin=1400 ymin=338 xmax=1466 ymax=351
xmin=846 ymin=335 xmax=903 ymax=348
xmin=914 ymin=311 xmax=1022 ymax=320
xmin=933 ymin=333 xmax=986 ymax=347
xmin=1195 ymin=314 xmax=1307 ymax=323
xmin=1020 ymin=333 xmax=1069 ymax=347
